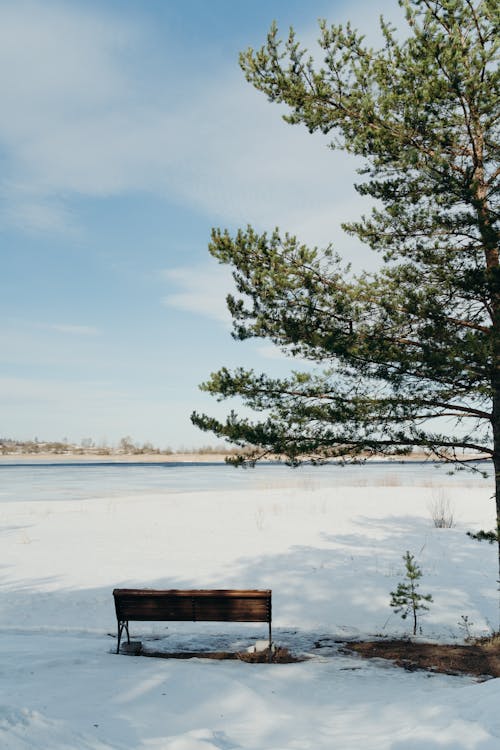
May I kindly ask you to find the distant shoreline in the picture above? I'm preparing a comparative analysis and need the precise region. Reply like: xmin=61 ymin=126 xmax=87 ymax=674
xmin=0 ymin=452 xmax=233 ymax=464
xmin=0 ymin=451 xmax=490 ymax=465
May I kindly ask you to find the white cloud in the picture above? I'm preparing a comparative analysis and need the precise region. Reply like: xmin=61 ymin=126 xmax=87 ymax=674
xmin=0 ymin=1 xmax=172 ymax=228
xmin=0 ymin=0 xmax=397 ymax=266
xmin=42 ymin=324 xmax=100 ymax=336
xmin=0 ymin=375 xmax=237 ymax=447
xmin=163 ymin=79 xmax=365 ymax=251
xmin=0 ymin=376 xmax=86 ymax=402
xmin=255 ymin=345 xmax=292 ymax=361
xmin=162 ymin=265 xmax=234 ymax=325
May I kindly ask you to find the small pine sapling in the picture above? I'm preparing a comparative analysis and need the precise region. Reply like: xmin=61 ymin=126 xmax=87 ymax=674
xmin=390 ymin=551 xmax=433 ymax=636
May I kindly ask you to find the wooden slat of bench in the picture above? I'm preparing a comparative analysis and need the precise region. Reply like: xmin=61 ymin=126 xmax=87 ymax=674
xmin=113 ymin=589 xmax=271 ymax=623
xmin=115 ymin=595 xmax=194 ymax=621
xmin=114 ymin=589 xmax=270 ymax=597
xmin=113 ymin=588 xmax=272 ymax=657
xmin=194 ymin=596 xmax=270 ymax=622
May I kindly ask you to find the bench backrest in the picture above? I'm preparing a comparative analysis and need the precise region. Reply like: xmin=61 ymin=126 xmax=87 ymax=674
xmin=113 ymin=588 xmax=272 ymax=623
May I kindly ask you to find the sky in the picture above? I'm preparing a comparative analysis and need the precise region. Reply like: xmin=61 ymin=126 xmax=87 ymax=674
xmin=1 ymin=0 xmax=404 ymax=450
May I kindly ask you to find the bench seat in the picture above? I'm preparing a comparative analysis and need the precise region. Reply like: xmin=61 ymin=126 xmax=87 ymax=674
xmin=113 ymin=588 xmax=272 ymax=656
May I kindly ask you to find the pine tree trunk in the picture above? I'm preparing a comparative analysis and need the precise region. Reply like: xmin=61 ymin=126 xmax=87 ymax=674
xmin=492 ymin=389 xmax=500 ymax=629
xmin=489 ymin=260 xmax=500 ymax=626
xmin=492 ymin=434 xmax=500 ymax=603
xmin=478 ymin=166 xmax=500 ymax=622
xmin=411 ymin=581 xmax=417 ymax=636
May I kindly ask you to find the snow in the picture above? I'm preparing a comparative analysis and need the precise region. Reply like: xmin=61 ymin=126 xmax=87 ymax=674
xmin=1 ymin=464 xmax=499 ymax=749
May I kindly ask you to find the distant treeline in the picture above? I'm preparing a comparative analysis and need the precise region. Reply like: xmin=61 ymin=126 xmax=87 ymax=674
xmin=0 ymin=436 xmax=244 ymax=456
xmin=1 ymin=438 xmax=479 ymax=463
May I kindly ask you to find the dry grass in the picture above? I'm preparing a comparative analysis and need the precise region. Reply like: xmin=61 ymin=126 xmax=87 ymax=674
xmin=428 ymin=490 xmax=455 ymax=528
xmin=122 ymin=637 xmax=500 ymax=676
xmin=136 ymin=645 xmax=301 ymax=664
xmin=237 ymin=646 xmax=302 ymax=663
xmin=343 ymin=634 xmax=500 ymax=678
xmin=474 ymin=632 xmax=500 ymax=651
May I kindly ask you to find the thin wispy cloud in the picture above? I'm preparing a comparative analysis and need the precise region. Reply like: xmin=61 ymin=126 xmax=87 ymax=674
xmin=0 ymin=1 xmax=167 ymax=230
xmin=162 ymin=265 xmax=234 ymax=325
xmin=255 ymin=345 xmax=293 ymax=362
xmin=0 ymin=0 xmax=395 ymax=261
xmin=1 ymin=0 xmax=403 ymax=447
xmin=0 ymin=375 xmax=236 ymax=446
xmin=43 ymin=324 xmax=100 ymax=336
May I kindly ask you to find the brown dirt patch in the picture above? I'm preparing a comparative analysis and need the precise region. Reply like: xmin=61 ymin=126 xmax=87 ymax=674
xmin=343 ymin=637 xmax=500 ymax=678
xmin=138 ymin=645 xmax=301 ymax=663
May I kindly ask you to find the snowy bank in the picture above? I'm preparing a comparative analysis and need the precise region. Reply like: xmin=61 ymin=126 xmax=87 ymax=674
xmin=1 ymin=467 xmax=499 ymax=748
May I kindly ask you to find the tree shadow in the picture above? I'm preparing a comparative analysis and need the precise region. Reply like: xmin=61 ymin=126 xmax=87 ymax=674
xmin=1 ymin=512 xmax=496 ymax=647
xmin=1 ymin=511 xmax=498 ymax=750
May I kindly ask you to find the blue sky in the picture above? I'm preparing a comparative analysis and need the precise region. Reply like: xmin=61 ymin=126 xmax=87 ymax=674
xmin=1 ymin=0 xmax=401 ymax=449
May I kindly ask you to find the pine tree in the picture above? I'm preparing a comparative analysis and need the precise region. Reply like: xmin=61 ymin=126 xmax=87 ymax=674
xmin=191 ymin=2 xmax=500 ymax=580
xmin=390 ymin=551 xmax=433 ymax=635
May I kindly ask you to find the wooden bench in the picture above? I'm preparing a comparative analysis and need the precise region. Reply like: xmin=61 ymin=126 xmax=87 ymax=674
xmin=113 ymin=588 xmax=272 ymax=657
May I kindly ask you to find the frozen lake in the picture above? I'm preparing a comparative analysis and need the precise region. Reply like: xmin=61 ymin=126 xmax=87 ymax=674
xmin=0 ymin=458 xmax=493 ymax=502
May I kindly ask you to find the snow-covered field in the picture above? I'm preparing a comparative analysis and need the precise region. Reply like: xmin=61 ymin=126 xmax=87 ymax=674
xmin=1 ymin=463 xmax=499 ymax=749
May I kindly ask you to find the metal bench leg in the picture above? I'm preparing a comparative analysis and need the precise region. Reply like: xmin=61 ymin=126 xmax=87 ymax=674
xmin=116 ymin=621 xmax=130 ymax=654
xmin=268 ymin=621 xmax=272 ymax=663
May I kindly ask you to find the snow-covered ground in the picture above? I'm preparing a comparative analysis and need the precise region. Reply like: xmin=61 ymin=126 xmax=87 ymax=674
xmin=1 ymin=464 xmax=499 ymax=748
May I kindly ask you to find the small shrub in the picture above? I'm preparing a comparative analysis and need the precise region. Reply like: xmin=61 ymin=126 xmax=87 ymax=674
xmin=428 ymin=490 xmax=455 ymax=528
xmin=390 ymin=551 xmax=433 ymax=636
xmin=457 ymin=615 xmax=474 ymax=643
